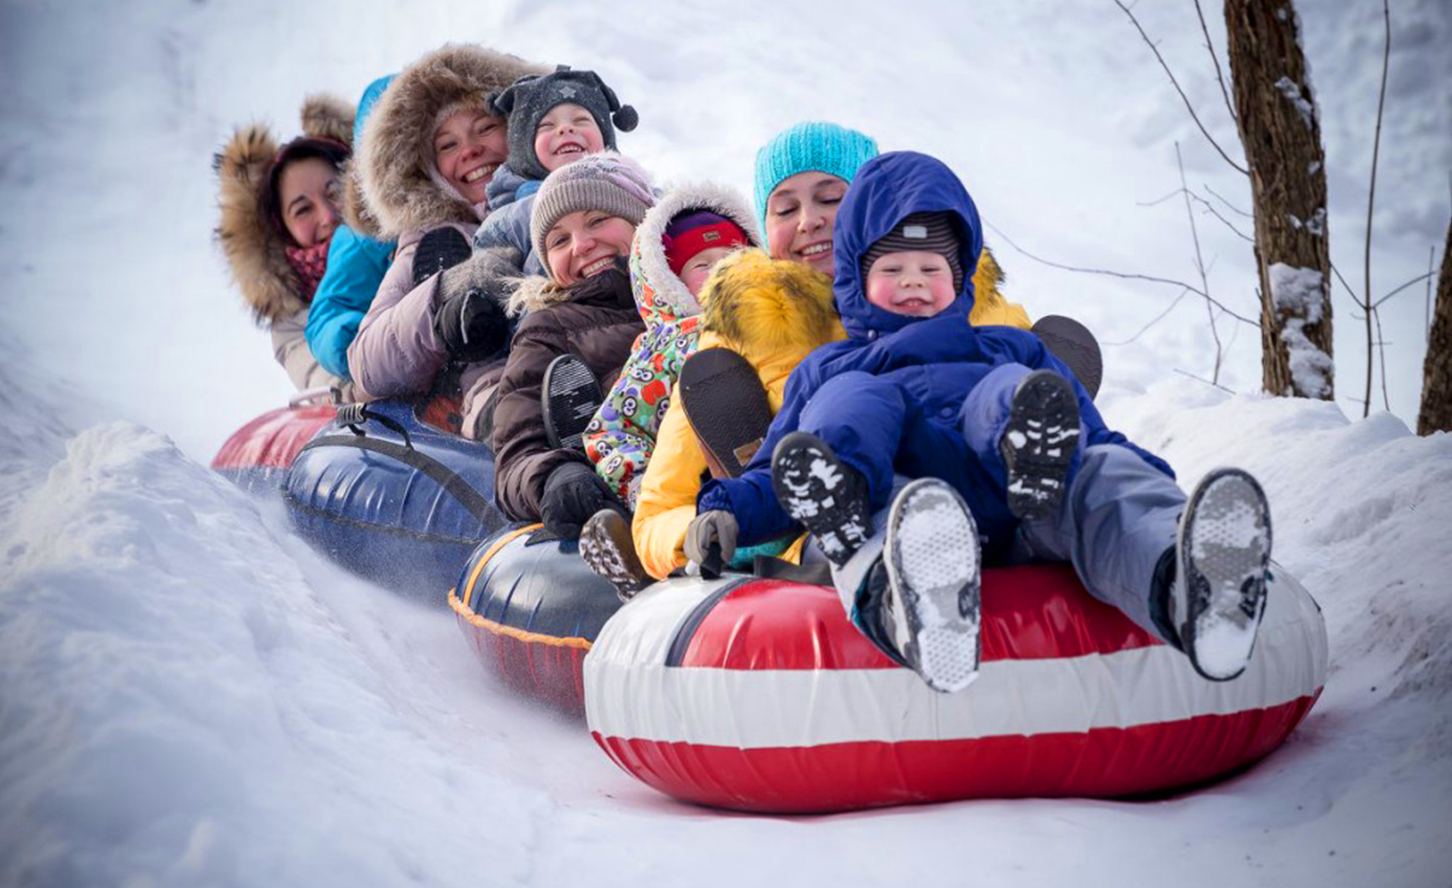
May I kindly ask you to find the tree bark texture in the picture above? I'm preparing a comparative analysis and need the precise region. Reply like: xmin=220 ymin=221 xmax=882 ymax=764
xmin=1225 ymin=0 xmax=1335 ymax=399
xmin=1417 ymin=221 xmax=1452 ymax=435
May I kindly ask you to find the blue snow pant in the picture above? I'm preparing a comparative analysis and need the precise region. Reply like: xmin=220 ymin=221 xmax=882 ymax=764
xmin=807 ymin=366 xmax=1186 ymax=646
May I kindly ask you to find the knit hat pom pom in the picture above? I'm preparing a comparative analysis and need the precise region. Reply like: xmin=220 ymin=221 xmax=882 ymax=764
xmin=612 ymin=104 xmax=639 ymax=133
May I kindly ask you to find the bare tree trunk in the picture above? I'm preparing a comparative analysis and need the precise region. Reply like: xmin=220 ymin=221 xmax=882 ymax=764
xmin=1417 ymin=222 xmax=1452 ymax=434
xmin=1225 ymin=0 xmax=1335 ymax=399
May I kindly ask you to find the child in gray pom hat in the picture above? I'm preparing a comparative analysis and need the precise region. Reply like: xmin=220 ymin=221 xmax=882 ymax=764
xmin=471 ymin=66 xmax=639 ymax=277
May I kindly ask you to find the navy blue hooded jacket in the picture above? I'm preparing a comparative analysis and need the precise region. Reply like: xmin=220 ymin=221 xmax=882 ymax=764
xmin=697 ymin=151 xmax=1172 ymax=547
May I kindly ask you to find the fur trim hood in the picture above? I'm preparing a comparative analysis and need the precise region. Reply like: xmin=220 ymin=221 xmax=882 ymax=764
xmin=506 ymin=271 xmax=568 ymax=317
xmin=215 ymin=94 xmax=353 ymax=324
xmin=700 ymin=249 xmax=845 ymax=363
xmin=354 ymin=44 xmax=545 ymax=239
xmin=627 ymin=181 xmax=760 ymax=326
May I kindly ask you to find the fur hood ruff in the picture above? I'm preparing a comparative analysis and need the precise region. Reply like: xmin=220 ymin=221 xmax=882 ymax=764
xmin=627 ymin=181 xmax=761 ymax=325
xmin=700 ymin=249 xmax=845 ymax=361
xmin=215 ymin=93 xmax=352 ymax=324
xmin=352 ymin=44 xmax=544 ymax=239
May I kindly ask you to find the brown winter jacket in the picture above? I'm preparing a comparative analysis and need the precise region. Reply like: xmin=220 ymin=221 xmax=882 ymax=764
xmin=492 ymin=268 xmax=646 ymax=522
xmin=214 ymin=94 xmax=357 ymax=398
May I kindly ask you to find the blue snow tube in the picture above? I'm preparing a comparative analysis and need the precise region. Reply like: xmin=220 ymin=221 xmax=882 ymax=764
xmin=284 ymin=400 xmax=507 ymax=602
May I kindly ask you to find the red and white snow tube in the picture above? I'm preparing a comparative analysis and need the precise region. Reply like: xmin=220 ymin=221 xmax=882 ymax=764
xmin=585 ymin=563 xmax=1327 ymax=813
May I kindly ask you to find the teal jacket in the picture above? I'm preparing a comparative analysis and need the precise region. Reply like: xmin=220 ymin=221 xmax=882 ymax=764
xmin=305 ymin=226 xmax=395 ymax=379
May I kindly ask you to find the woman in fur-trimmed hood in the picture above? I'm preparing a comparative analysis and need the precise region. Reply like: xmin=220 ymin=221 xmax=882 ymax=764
xmin=584 ymin=181 xmax=759 ymax=507
xmin=215 ymin=93 xmax=355 ymax=396
xmin=345 ymin=44 xmax=545 ymax=434
xmin=631 ymin=249 xmax=846 ymax=579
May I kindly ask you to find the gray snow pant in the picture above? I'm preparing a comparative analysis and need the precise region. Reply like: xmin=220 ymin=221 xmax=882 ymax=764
xmin=828 ymin=445 xmax=1186 ymax=645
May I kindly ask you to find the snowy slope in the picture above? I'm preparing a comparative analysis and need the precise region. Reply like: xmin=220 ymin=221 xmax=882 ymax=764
xmin=2 ymin=0 xmax=1451 ymax=885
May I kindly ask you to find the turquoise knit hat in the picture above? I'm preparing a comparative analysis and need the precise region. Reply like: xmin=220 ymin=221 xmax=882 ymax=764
xmin=753 ymin=121 xmax=879 ymax=231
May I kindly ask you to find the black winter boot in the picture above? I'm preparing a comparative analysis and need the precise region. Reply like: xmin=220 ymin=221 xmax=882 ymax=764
xmin=1000 ymin=369 xmax=1082 ymax=522
xmin=412 ymin=227 xmax=473 ymax=288
xmin=770 ymin=432 xmax=872 ymax=568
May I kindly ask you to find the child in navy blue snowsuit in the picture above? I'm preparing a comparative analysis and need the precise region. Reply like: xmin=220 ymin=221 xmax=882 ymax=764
xmin=688 ymin=151 xmax=1274 ymax=693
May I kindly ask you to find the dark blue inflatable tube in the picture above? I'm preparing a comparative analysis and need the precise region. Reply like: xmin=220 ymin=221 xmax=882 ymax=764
xmin=284 ymin=400 xmax=507 ymax=602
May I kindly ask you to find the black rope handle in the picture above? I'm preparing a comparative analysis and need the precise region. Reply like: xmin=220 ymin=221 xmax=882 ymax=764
xmin=335 ymin=403 xmax=414 ymax=450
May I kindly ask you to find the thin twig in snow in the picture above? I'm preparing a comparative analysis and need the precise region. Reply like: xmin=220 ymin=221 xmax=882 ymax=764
xmin=1111 ymin=0 xmax=1250 ymax=176
xmin=1137 ymin=187 xmax=1254 ymax=241
xmin=1193 ymin=0 xmax=1238 ymax=126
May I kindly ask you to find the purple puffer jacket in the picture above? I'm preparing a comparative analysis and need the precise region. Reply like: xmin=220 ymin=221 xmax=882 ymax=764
xmin=346 ymin=222 xmax=505 ymax=436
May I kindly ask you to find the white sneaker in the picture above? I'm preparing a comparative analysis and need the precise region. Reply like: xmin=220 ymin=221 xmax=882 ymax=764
xmin=882 ymin=478 xmax=983 ymax=693
xmin=1173 ymin=468 xmax=1272 ymax=681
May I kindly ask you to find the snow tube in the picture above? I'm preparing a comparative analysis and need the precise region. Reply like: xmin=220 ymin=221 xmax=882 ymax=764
xmin=285 ymin=400 xmax=507 ymax=601
xmin=449 ymin=524 xmax=622 ymax=714
xmin=585 ymin=562 xmax=1327 ymax=813
xmin=211 ymin=403 xmax=338 ymax=495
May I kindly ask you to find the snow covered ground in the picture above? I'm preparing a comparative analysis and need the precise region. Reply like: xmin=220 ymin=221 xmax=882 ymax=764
xmin=2 ymin=1 xmax=1450 ymax=885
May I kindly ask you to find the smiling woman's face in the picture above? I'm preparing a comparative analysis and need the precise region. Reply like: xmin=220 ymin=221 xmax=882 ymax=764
xmin=433 ymin=108 xmax=508 ymax=204
xmin=763 ymin=171 xmax=848 ymax=276
xmin=544 ymin=210 xmax=637 ymax=285
xmin=277 ymin=157 xmax=341 ymax=249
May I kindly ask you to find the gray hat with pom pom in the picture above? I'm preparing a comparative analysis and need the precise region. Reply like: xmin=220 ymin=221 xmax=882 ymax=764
xmin=489 ymin=66 xmax=639 ymax=181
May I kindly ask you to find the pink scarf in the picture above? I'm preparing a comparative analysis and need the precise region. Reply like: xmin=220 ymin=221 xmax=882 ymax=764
xmin=285 ymin=239 xmax=331 ymax=303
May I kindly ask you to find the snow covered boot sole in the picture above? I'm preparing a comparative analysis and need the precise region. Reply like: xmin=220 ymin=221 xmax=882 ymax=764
xmin=542 ymin=354 xmax=603 ymax=452
xmin=1031 ymin=314 xmax=1104 ymax=400
xmin=770 ymin=432 xmax=872 ymax=568
xmin=1000 ymin=369 xmax=1081 ymax=522
xmin=1176 ymin=467 xmax=1272 ymax=682
xmin=679 ymin=347 xmax=774 ymax=479
xmin=579 ymin=508 xmax=650 ymax=602
xmin=883 ymin=478 xmax=982 ymax=694
xmin=411 ymin=227 xmax=473 ymax=288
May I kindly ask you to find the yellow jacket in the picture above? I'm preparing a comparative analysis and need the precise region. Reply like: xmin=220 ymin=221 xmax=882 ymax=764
xmin=632 ymin=246 xmax=1028 ymax=579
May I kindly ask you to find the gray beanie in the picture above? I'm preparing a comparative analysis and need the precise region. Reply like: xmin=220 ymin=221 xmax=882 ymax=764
xmin=860 ymin=211 xmax=964 ymax=293
xmin=530 ymin=151 xmax=656 ymax=280
xmin=489 ymin=66 xmax=639 ymax=181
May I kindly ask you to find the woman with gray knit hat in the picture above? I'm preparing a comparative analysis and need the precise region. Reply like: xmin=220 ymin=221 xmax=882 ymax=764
xmin=490 ymin=152 xmax=657 ymax=536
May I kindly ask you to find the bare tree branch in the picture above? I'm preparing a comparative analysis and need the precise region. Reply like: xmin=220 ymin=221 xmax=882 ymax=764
xmin=1138 ymin=187 xmax=1254 ymax=241
xmin=1102 ymin=288 xmax=1194 ymax=345
xmin=1193 ymin=0 xmax=1239 ymax=126
xmin=1374 ymin=307 xmax=1391 ymax=411
xmin=1178 ymin=142 xmax=1224 ymax=383
xmin=1111 ymin=0 xmax=1250 ymax=176
xmin=1372 ymin=271 xmax=1437 ymax=309
xmin=1204 ymin=184 xmax=1253 ymax=218
xmin=1196 ymin=198 xmax=1255 ymax=242
xmin=1329 ymin=261 xmax=1361 ymax=302
xmin=1362 ymin=0 xmax=1391 ymax=417
xmin=984 ymin=221 xmax=1262 ymax=327
xmin=1174 ymin=368 xmax=1235 ymax=393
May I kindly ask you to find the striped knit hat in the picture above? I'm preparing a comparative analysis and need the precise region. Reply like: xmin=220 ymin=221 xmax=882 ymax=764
xmin=530 ymin=151 xmax=655 ymax=280
xmin=860 ymin=211 xmax=963 ymax=293
xmin=753 ymin=121 xmax=878 ymax=232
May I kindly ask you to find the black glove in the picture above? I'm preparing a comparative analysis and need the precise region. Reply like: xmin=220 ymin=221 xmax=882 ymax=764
xmin=433 ymin=249 xmax=517 ymax=363
xmin=540 ymin=461 xmax=625 ymax=539
xmin=684 ymin=510 xmax=738 ymax=576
